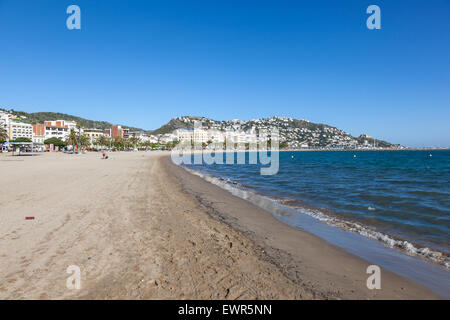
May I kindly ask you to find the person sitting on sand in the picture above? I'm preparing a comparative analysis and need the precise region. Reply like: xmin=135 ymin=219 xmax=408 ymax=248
xmin=102 ymin=150 xmax=108 ymax=159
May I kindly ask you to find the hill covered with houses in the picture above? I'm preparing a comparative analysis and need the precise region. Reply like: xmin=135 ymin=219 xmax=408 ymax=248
xmin=151 ymin=116 xmax=399 ymax=149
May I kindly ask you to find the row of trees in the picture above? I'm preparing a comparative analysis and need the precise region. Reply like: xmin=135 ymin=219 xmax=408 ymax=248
xmin=91 ymin=135 xmax=158 ymax=150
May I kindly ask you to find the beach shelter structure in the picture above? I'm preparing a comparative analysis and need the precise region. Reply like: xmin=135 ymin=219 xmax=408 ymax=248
xmin=4 ymin=141 xmax=35 ymax=156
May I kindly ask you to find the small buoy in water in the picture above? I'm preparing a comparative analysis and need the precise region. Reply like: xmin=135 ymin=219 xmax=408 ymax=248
xmin=353 ymin=154 xmax=357 ymax=158
xmin=429 ymin=154 xmax=432 ymax=157
xmin=291 ymin=155 xmax=294 ymax=159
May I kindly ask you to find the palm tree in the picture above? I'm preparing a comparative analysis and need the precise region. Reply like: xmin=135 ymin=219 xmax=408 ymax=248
xmin=114 ymin=137 xmax=124 ymax=151
xmin=141 ymin=140 xmax=151 ymax=150
xmin=0 ymin=127 xmax=8 ymax=143
xmin=97 ymin=135 xmax=109 ymax=149
xmin=129 ymin=136 xmax=141 ymax=149
xmin=76 ymin=124 xmax=83 ymax=153
xmin=79 ymin=134 xmax=90 ymax=149
xmin=66 ymin=128 xmax=78 ymax=152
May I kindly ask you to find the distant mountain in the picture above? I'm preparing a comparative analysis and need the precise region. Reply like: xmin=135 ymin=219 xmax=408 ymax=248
xmin=1 ymin=108 xmax=144 ymax=132
xmin=150 ymin=116 xmax=399 ymax=148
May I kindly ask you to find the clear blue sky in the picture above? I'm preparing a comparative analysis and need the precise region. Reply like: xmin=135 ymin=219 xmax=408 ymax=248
xmin=0 ymin=0 xmax=449 ymax=147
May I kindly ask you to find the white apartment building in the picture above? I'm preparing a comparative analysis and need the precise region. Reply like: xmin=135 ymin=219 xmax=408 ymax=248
xmin=44 ymin=120 xmax=77 ymax=130
xmin=193 ymin=128 xmax=209 ymax=143
xmin=174 ymin=128 xmax=210 ymax=144
xmin=32 ymin=135 xmax=45 ymax=144
xmin=128 ymin=131 xmax=152 ymax=143
xmin=223 ymin=131 xmax=257 ymax=144
xmin=44 ymin=120 xmax=80 ymax=141
xmin=83 ymin=128 xmax=105 ymax=145
xmin=172 ymin=128 xmax=260 ymax=146
xmin=8 ymin=121 xmax=33 ymax=140
xmin=159 ymin=133 xmax=177 ymax=144
xmin=207 ymin=129 xmax=225 ymax=143
xmin=174 ymin=128 xmax=193 ymax=142
xmin=148 ymin=135 xmax=159 ymax=144
xmin=0 ymin=111 xmax=10 ymax=134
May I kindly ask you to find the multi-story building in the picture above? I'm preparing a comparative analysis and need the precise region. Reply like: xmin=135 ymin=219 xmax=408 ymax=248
xmin=129 ymin=131 xmax=150 ymax=143
xmin=159 ymin=133 xmax=177 ymax=144
xmin=44 ymin=120 xmax=77 ymax=131
xmin=207 ymin=130 xmax=225 ymax=143
xmin=32 ymin=124 xmax=45 ymax=144
xmin=104 ymin=129 xmax=111 ymax=138
xmin=0 ymin=111 xmax=10 ymax=136
xmin=174 ymin=128 xmax=192 ymax=143
xmin=8 ymin=121 xmax=33 ymax=140
xmin=111 ymin=125 xmax=123 ymax=139
xmin=193 ymin=128 xmax=209 ymax=143
xmin=83 ymin=128 xmax=105 ymax=146
xmin=173 ymin=128 xmax=257 ymax=146
xmin=122 ymin=128 xmax=129 ymax=139
xmin=44 ymin=120 xmax=79 ymax=141
xmin=148 ymin=135 xmax=159 ymax=144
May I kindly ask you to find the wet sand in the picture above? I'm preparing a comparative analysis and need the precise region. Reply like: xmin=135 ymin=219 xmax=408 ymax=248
xmin=0 ymin=151 xmax=440 ymax=299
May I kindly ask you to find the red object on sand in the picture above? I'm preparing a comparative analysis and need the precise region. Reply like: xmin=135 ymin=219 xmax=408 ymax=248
xmin=25 ymin=217 xmax=35 ymax=220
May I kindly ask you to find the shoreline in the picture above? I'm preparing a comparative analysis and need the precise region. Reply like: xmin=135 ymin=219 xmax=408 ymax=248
xmin=0 ymin=151 xmax=442 ymax=299
xmin=183 ymin=165 xmax=449 ymax=269
xmin=163 ymin=156 xmax=442 ymax=299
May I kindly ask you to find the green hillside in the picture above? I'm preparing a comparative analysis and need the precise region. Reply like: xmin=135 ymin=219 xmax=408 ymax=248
xmin=2 ymin=109 xmax=144 ymax=132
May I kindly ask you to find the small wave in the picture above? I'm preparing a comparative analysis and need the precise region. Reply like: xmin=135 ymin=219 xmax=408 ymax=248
xmin=182 ymin=165 xmax=450 ymax=269
xmin=280 ymin=201 xmax=449 ymax=268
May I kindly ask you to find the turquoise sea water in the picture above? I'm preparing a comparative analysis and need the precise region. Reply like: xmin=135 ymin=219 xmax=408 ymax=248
xmin=185 ymin=150 xmax=450 ymax=262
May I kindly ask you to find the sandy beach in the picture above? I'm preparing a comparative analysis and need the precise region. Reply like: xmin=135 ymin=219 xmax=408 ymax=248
xmin=0 ymin=151 xmax=440 ymax=299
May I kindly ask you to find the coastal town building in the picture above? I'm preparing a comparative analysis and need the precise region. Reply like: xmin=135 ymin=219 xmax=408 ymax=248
xmin=122 ymin=128 xmax=129 ymax=139
xmin=148 ymin=135 xmax=159 ymax=144
xmin=207 ymin=129 xmax=225 ymax=143
xmin=174 ymin=128 xmax=210 ymax=144
xmin=84 ymin=128 xmax=105 ymax=145
xmin=111 ymin=125 xmax=124 ymax=139
xmin=104 ymin=129 xmax=112 ymax=138
xmin=32 ymin=124 xmax=45 ymax=144
xmin=193 ymin=128 xmax=209 ymax=143
xmin=174 ymin=128 xmax=193 ymax=142
xmin=8 ymin=121 xmax=33 ymax=140
xmin=0 ymin=111 xmax=10 ymax=136
xmin=128 ymin=131 xmax=154 ymax=143
xmin=44 ymin=120 xmax=77 ymax=130
xmin=159 ymin=133 xmax=176 ymax=144
xmin=44 ymin=120 xmax=79 ymax=141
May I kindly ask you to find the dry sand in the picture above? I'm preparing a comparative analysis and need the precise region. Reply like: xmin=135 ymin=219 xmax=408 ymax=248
xmin=0 ymin=151 xmax=440 ymax=299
